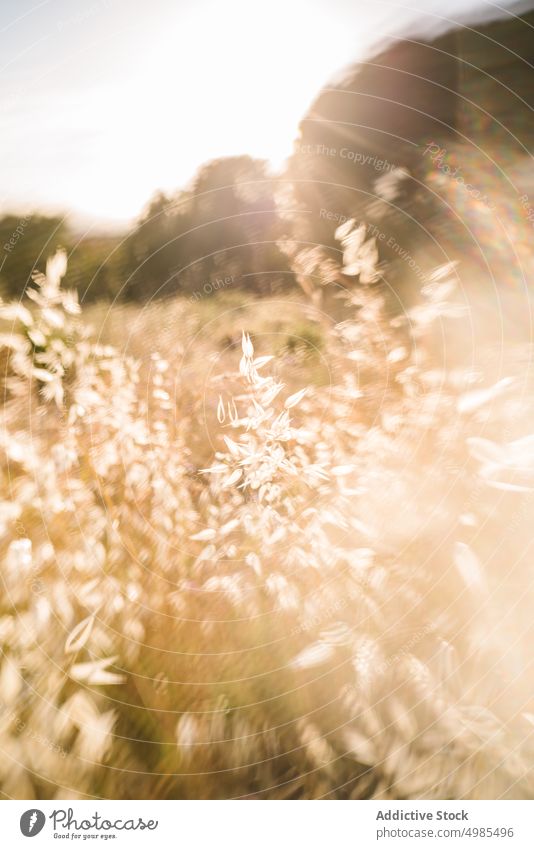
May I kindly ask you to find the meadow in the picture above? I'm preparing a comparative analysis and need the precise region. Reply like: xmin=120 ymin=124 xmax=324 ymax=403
xmin=0 ymin=218 xmax=533 ymax=800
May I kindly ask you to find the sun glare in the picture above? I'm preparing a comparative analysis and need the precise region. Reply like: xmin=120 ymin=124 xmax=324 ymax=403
xmin=73 ymin=0 xmax=360 ymax=222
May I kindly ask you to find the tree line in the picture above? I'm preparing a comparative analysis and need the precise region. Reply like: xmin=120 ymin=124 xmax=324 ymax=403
xmin=0 ymin=156 xmax=290 ymax=303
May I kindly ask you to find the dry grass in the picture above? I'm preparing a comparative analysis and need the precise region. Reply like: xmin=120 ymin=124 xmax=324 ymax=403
xmin=0 ymin=226 xmax=533 ymax=800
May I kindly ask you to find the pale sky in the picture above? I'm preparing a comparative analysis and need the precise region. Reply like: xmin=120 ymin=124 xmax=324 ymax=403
xmin=0 ymin=0 xmax=518 ymax=225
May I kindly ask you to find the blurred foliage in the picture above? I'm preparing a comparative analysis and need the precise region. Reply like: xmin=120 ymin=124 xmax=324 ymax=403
xmin=0 ymin=156 xmax=291 ymax=304
xmin=0 ymin=215 xmax=68 ymax=298
xmin=125 ymin=156 xmax=290 ymax=300
xmin=0 ymin=214 xmax=127 ymax=303
xmin=1 ymin=9 xmax=534 ymax=801
xmin=0 ymin=230 xmax=533 ymax=800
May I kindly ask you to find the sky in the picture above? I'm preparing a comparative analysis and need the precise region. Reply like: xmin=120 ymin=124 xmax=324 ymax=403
xmin=0 ymin=0 xmax=522 ymax=225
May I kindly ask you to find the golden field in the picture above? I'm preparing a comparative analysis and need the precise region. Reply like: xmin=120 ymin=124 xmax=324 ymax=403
xmin=0 ymin=224 xmax=533 ymax=800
